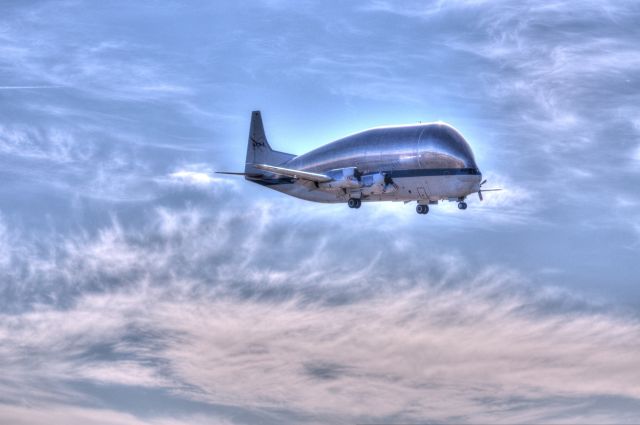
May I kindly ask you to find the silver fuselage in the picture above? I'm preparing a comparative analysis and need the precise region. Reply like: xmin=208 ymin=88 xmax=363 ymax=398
xmin=258 ymin=122 xmax=482 ymax=204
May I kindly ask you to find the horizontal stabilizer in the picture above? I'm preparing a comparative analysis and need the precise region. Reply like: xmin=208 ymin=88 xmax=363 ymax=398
xmin=216 ymin=171 xmax=264 ymax=178
xmin=252 ymin=164 xmax=332 ymax=183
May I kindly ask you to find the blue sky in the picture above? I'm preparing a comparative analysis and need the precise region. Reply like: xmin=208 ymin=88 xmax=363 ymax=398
xmin=1 ymin=1 xmax=640 ymax=424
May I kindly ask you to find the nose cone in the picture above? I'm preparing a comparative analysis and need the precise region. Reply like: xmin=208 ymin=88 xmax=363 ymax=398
xmin=418 ymin=123 xmax=479 ymax=170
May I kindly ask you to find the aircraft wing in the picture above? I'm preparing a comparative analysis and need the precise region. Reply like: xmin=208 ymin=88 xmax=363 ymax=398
xmin=252 ymin=164 xmax=332 ymax=183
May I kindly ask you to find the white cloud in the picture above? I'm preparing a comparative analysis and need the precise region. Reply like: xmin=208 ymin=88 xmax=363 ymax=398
xmin=0 ymin=404 xmax=237 ymax=425
xmin=0 ymin=206 xmax=639 ymax=423
xmin=0 ymin=215 xmax=11 ymax=269
xmin=169 ymin=171 xmax=216 ymax=185
xmin=164 ymin=164 xmax=240 ymax=191
xmin=1 ymin=272 xmax=639 ymax=424
xmin=633 ymin=145 xmax=640 ymax=163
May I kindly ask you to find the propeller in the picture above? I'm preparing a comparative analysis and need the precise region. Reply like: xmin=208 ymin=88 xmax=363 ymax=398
xmin=353 ymin=168 xmax=363 ymax=181
xmin=383 ymin=173 xmax=399 ymax=192
xmin=478 ymin=179 xmax=501 ymax=201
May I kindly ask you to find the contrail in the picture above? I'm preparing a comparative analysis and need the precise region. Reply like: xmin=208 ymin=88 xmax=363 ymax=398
xmin=0 ymin=86 xmax=64 ymax=90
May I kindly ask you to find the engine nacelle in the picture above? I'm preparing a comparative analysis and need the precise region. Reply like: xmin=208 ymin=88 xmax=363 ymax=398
xmin=319 ymin=167 xmax=363 ymax=190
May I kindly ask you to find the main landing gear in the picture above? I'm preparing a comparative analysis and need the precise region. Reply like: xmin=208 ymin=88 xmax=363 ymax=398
xmin=416 ymin=204 xmax=429 ymax=215
xmin=458 ymin=201 xmax=468 ymax=210
xmin=348 ymin=198 xmax=361 ymax=209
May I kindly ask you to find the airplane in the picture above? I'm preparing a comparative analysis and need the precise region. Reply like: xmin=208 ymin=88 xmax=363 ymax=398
xmin=218 ymin=111 xmax=500 ymax=215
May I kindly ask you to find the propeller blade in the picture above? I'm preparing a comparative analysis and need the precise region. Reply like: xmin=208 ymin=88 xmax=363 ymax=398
xmin=478 ymin=190 xmax=483 ymax=201
xmin=480 ymin=179 xmax=487 ymax=186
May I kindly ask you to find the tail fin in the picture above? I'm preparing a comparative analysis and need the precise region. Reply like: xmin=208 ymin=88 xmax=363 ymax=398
xmin=244 ymin=111 xmax=295 ymax=176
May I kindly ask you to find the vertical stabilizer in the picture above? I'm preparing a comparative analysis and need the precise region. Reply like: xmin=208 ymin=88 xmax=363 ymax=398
xmin=244 ymin=111 xmax=294 ymax=176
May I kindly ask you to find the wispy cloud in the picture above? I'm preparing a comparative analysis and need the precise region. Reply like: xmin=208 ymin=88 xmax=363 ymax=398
xmin=0 ymin=125 xmax=92 ymax=164
xmin=0 ymin=85 xmax=64 ymax=89
xmin=0 ymin=4 xmax=193 ymax=103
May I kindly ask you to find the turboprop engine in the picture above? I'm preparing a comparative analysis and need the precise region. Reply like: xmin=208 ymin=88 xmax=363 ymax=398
xmin=319 ymin=168 xmax=398 ymax=195
xmin=318 ymin=167 xmax=363 ymax=190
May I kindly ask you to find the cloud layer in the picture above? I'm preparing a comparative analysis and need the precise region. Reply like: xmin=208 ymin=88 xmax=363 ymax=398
xmin=1 ymin=203 xmax=640 ymax=424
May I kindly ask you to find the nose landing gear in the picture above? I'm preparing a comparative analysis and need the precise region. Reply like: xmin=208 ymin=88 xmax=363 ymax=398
xmin=416 ymin=204 xmax=429 ymax=215
xmin=348 ymin=198 xmax=361 ymax=209
xmin=457 ymin=201 xmax=467 ymax=210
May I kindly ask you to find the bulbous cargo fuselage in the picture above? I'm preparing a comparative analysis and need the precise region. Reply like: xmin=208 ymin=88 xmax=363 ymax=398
xmin=272 ymin=122 xmax=482 ymax=204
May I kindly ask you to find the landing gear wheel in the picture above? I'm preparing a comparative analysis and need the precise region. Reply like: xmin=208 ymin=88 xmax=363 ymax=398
xmin=458 ymin=201 xmax=467 ymax=210
xmin=416 ymin=204 xmax=429 ymax=215
xmin=348 ymin=198 xmax=361 ymax=209
xmin=354 ymin=199 xmax=361 ymax=209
